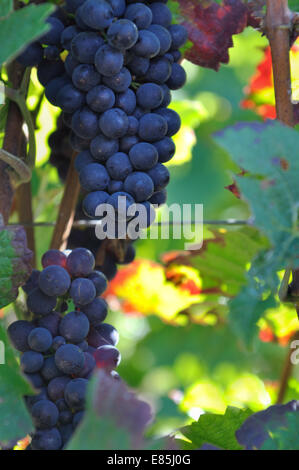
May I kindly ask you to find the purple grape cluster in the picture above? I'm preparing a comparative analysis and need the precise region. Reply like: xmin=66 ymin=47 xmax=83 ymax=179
xmin=47 ymin=113 xmax=137 ymax=280
xmin=8 ymin=248 xmax=120 ymax=450
xmin=18 ymin=0 xmax=187 ymax=224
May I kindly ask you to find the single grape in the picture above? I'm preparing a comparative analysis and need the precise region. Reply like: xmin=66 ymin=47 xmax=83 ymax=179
xmin=115 ymin=89 xmax=136 ymax=115
xmin=37 ymin=312 xmax=61 ymax=337
xmin=93 ymin=345 xmax=121 ymax=370
xmin=148 ymin=24 xmax=172 ymax=55
xmin=21 ymin=351 xmax=44 ymax=374
xmin=55 ymin=344 xmax=85 ymax=375
xmin=153 ymin=136 xmax=175 ymax=162
xmin=147 ymin=162 xmax=170 ymax=191
xmin=106 ymin=152 xmax=133 ymax=180
xmin=107 ymin=19 xmax=138 ymax=50
xmin=71 ymin=32 xmax=104 ymax=63
xmin=59 ymin=310 xmax=90 ymax=343
xmin=41 ymin=356 xmax=64 ymax=382
xmin=31 ymin=427 xmax=62 ymax=450
xmin=138 ymin=113 xmax=168 ymax=142
xmin=79 ymin=0 xmax=114 ymax=30
xmin=31 ymin=399 xmax=59 ymax=430
xmin=136 ymin=83 xmax=163 ymax=109
xmin=99 ymin=108 xmax=129 ymax=139
xmin=87 ymin=85 xmax=116 ymax=113
xmin=64 ymin=378 xmax=88 ymax=411
xmin=90 ymin=134 xmax=119 ymax=162
xmin=47 ymin=376 xmax=71 ymax=401
xmin=28 ymin=328 xmax=53 ymax=353
xmin=166 ymin=63 xmax=187 ymax=90
xmin=132 ymin=30 xmax=160 ymax=58
xmin=71 ymin=107 xmax=99 ymax=139
xmin=95 ymin=323 xmax=119 ymax=346
xmin=39 ymin=265 xmax=71 ymax=297
xmin=168 ymin=24 xmax=188 ymax=49
xmin=42 ymin=250 xmax=67 ymax=268
xmin=124 ymin=3 xmax=152 ymax=29
xmin=88 ymin=271 xmax=108 ymax=296
xmin=155 ymin=107 xmax=181 ymax=137
xmin=94 ymin=44 xmax=124 ymax=77
xmin=66 ymin=247 xmax=95 ymax=277
xmin=8 ymin=320 xmax=35 ymax=352
xmin=22 ymin=269 xmax=40 ymax=295
xmin=72 ymin=64 xmax=101 ymax=92
xmin=102 ymin=67 xmax=132 ymax=92
xmin=129 ymin=142 xmax=158 ymax=171
xmin=79 ymin=163 xmax=110 ymax=192
xmin=149 ymin=2 xmax=172 ymax=27
xmin=82 ymin=191 xmax=109 ymax=218
xmin=81 ymin=297 xmax=108 ymax=327
xmin=124 ymin=171 xmax=154 ymax=202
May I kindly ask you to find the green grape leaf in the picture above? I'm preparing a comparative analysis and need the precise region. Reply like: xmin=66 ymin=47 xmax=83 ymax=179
xmin=214 ymin=122 xmax=299 ymax=250
xmin=0 ymin=322 xmax=34 ymax=443
xmin=229 ymin=287 xmax=276 ymax=347
xmin=0 ymin=3 xmax=54 ymax=66
xmin=192 ymin=227 xmax=269 ymax=296
xmin=261 ymin=412 xmax=299 ymax=450
xmin=214 ymin=121 xmax=299 ymax=346
xmin=179 ymin=406 xmax=253 ymax=450
xmin=67 ymin=371 xmax=152 ymax=450
xmin=0 ymin=225 xmax=32 ymax=309
xmin=0 ymin=0 xmax=13 ymax=18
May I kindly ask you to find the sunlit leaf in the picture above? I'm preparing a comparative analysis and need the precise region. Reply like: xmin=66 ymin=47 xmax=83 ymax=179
xmin=180 ymin=406 xmax=252 ymax=450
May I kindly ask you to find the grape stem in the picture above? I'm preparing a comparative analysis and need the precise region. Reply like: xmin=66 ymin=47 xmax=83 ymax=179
xmin=50 ymin=152 xmax=81 ymax=251
xmin=265 ymin=0 xmax=298 ymax=403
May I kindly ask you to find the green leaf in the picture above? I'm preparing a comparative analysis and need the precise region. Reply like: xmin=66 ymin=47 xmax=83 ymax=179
xmin=67 ymin=371 xmax=152 ymax=450
xmin=214 ymin=122 xmax=299 ymax=345
xmin=0 ymin=226 xmax=33 ymax=309
xmin=192 ymin=227 xmax=269 ymax=296
xmin=0 ymin=323 xmax=33 ymax=443
xmin=229 ymin=288 xmax=276 ymax=348
xmin=0 ymin=3 xmax=54 ymax=66
xmin=214 ymin=122 xmax=299 ymax=250
xmin=261 ymin=413 xmax=299 ymax=450
xmin=0 ymin=0 xmax=13 ymax=18
xmin=180 ymin=406 xmax=253 ymax=450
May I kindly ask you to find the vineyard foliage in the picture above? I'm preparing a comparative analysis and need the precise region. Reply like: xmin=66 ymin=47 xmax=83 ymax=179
xmin=1 ymin=0 xmax=299 ymax=451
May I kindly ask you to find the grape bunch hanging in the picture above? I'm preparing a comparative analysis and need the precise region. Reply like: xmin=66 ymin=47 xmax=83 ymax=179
xmin=8 ymin=248 xmax=120 ymax=450
xmin=18 ymin=0 xmax=187 ymax=221
xmin=48 ymin=113 xmax=137 ymax=280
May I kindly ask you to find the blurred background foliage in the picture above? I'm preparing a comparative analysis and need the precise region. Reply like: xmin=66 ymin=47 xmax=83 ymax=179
xmin=4 ymin=26 xmax=299 ymax=439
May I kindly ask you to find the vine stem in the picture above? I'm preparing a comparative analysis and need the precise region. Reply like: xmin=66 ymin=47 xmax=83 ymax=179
xmin=265 ymin=0 xmax=294 ymax=125
xmin=0 ymin=61 xmax=25 ymax=224
xmin=265 ymin=0 xmax=297 ymax=404
xmin=50 ymin=152 xmax=81 ymax=251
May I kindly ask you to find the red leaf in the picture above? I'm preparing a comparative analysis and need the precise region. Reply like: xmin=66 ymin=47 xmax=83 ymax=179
xmin=93 ymin=370 xmax=152 ymax=449
xmin=180 ymin=0 xmax=249 ymax=70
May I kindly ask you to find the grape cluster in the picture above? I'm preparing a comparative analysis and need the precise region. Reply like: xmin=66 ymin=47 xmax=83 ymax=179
xmin=18 ymin=0 xmax=187 ymax=222
xmin=8 ymin=248 xmax=120 ymax=450
xmin=47 ymin=115 xmax=137 ymax=279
